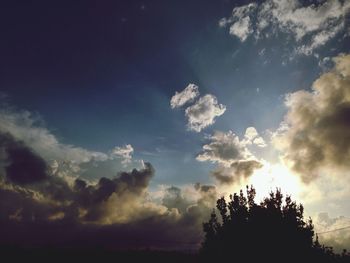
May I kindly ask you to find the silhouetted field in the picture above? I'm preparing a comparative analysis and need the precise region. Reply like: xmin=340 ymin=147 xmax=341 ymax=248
xmin=0 ymin=246 xmax=198 ymax=263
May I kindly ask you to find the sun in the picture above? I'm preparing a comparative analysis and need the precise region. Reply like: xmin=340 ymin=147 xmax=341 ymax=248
xmin=248 ymin=162 xmax=302 ymax=202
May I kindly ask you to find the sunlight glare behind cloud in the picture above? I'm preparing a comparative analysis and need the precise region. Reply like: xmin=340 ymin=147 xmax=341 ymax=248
xmin=248 ymin=162 xmax=302 ymax=202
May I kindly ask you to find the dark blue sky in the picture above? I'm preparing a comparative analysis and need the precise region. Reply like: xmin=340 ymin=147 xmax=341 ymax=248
xmin=1 ymin=0 xmax=349 ymax=187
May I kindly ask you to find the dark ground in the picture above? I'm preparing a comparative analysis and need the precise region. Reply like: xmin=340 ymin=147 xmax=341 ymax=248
xmin=0 ymin=246 xmax=199 ymax=263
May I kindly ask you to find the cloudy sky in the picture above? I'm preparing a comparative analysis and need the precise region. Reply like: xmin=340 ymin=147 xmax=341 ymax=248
xmin=0 ymin=0 xmax=350 ymax=251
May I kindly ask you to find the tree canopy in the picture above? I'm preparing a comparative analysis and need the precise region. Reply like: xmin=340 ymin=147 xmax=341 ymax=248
xmin=201 ymin=186 xmax=349 ymax=263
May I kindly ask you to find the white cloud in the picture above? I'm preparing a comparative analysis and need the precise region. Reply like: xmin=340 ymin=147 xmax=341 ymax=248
xmin=112 ymin=144 xmax=134 ymax=165
xmin=170 ymin=83 xmax=199 ymax=109
xmin=185 ymin=94 xmax=226 ymax=132
xmin=220 ymin=0 xmax=350 ymax=55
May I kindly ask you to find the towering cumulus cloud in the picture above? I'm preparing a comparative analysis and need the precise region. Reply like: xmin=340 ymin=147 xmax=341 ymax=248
xmin=273 ymin=54 xmax=350 ymax=182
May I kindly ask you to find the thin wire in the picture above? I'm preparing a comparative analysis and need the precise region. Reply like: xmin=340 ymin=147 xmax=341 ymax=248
xmin=317 ymin=225 xmax=350 ymax=235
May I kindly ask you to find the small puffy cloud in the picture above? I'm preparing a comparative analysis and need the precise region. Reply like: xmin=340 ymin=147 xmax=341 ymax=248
xmin=220 ymin=0 xmax=350 ymax=55
xmin=244 ymin=127 xmax=267 ymax=148
xmin=170 ymin=83 xmax=199 ymax=109
xmin=273 ymin=53 xmax=350 ymax=183
xmin=111 ymin=144 xmax=134 ymax=165
xmin=185 ymin=94 xmax=226 ymax=132
xmin=170 ymin=84 xmax=226 ymax=132
xmin=197 ymin=130 xmax=263 ymax=184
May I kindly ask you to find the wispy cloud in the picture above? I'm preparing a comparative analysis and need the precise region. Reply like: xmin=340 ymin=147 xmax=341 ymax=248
xmin=0 ymin=106 xmax=139 ymax=180
xmin=112 ymin=144 xmax=134 ymax=165
xmin=220 ymin=0 xmax=350 ymax=55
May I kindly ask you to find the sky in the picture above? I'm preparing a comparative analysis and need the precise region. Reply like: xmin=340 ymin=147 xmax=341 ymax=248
xmin=0 ymin=0 xmax=350 ymax=251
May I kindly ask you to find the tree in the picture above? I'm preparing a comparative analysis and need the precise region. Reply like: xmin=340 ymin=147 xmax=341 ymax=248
xmin=201 ymin=186 xmax=350 ymax=263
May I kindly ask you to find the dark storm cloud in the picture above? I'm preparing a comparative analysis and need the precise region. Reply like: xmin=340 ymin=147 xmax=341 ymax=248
xmin=0 ymin=132 xmax=47 ymax=185
xmin=0 ymin=180 xmax=217 ymax=250
xmin=0 ymin=159 xmax=156 ymax=223
xmin=0 ymin=132 xmax=217 ymax=249
xmin=273 ymin=54 xmax=350 ymax=182
xmin=0 ymin=101 xmax=219 ymax=250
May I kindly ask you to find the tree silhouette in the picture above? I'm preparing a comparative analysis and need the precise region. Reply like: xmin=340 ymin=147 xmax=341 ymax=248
xmin=201 ymin=186 xmax=350 ymax=263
